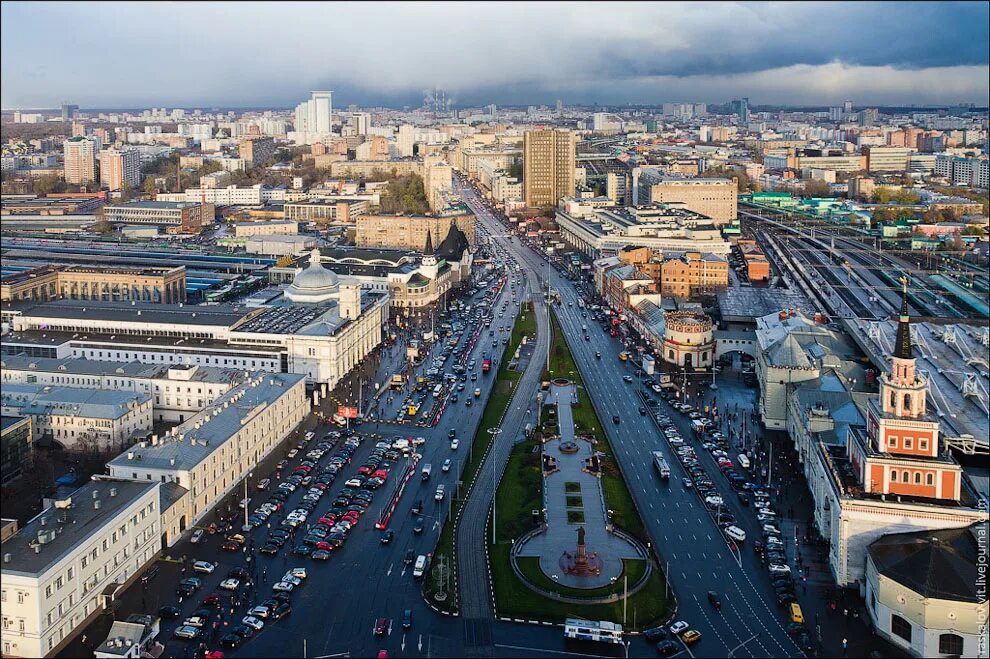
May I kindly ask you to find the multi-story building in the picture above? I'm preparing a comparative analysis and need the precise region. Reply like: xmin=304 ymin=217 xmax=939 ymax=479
xmin=1 ymin=265 xmax=186 ymax=304
xmin=238 ymin=136 xmax=275 ymax=167
xmin=107 ymin=372 xmax=307 ymax=530
xmin=156 ymin=184 xmax=285 ymax=206
xmin=329 ymin=159 xmax=422 ymax=179
xmin=0 ymin=479 xmax=162 ymax=658
xmin=104 ymin=201 xmax=213 ymax=234
xmin=0 ymin=415 xmax=31 ymax=485
xmin=638 ymin=176 xmax=737 ymax=225
xmin=616 ymin=246 xmax=728 ymax=298
xmin=98 ymin=148 xmax=140 ymax=191
xmin=423 ymin=158 xmax=453 ymax=213
xmin=0 ymin=384 xmax=152 ymax=452
xmin=62 ymin=137 xmax=96 ymax=185
xmin=355 ymin=212 xmax=476 ymax=251
xmin=865 ymin=146 xmax=913 ymax=172
xmin=660 ymin=311 xmax=715 ymax=368
xmin=294 ymin=91 xmax=332 ymax=134
xmin=1 ymin=357 xmax=247 ymax=424
xmin=523 ymin=128 xmax=576 ymax=207
xmin=231 ymin=220 xmax=297 ymax=238
xmin=283 ymin=199 xmax=368 ymax=224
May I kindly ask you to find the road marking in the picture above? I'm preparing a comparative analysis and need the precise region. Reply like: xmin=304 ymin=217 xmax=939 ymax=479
xmin=386 ymin=563 xmax=392 ymax=576
xmin=493 ymin=645 xmax=607 ymax=657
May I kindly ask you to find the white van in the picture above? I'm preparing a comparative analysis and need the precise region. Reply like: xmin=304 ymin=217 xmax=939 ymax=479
xmin=413 ymin=555 xmax=427 ymax=578
xmin=725 ymin=525 xmax=747 ymax=542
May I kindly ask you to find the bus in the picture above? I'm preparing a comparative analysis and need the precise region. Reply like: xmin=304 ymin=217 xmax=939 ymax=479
xmin=563 ymin=619 xmax=623 ymax=646
xmin=482 ymin=358 xmax=491 ymax=374
xmin=652 ymin=451 xmax=670 ymax=479
xmin=737 ymin=454 xmax=751 ymax=470
xmin=432 ymin=384 xmax=443 ymax=397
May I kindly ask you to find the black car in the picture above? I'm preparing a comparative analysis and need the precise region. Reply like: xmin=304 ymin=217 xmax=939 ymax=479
xmin=260 ymin=543 xmax=280 ymax=555
xmin=158 ymin=605 xmax=181 ymax=620
xmin=796 ymin=632 xmax=815 ymax=653
xmin=404 ymin=549 xmax=415 ymax=565
xmin=776 ymin=591 xmax=797 ymax=606
xmin=656 ymin=640 xmax=680 ymax=656
xmin=707 ymin=591 xmax=722 ymax=610
xmin=381 ymin=530 xmax=395 ymax=544
xmin=413 ymin=517 xmax=425 ymax=533
xmin=219 ymin=634 xmax=244 ymax=649
xmin=272 ymin=602 xmax=292 ymax=620
xmin=228 ymin=567 xmax=250 ymax=580
xmin=231 ymin=624 xmax=256 ymax=639
xmin=402 ymin=608 xmax=412 ymax=629
xmin=643 ymin=627 xmax=667 ymax=643
xmin=293 ymin=544 xmax=313 ymax=557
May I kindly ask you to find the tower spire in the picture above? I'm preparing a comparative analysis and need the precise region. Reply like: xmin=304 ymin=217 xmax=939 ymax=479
xmin=424 ymin=229 xmax=434 ymax=254
xmin=893 ymin=276 xmax=913 ymax=360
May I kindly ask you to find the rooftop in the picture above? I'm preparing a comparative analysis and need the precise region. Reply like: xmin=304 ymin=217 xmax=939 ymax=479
xmin=0 ymin=479 xmax=159 ymax=576
xmin=6 ymin=298 xmax=260 ymax=329
xmin=1 ymin=383 xmax=151 ymax=420
xmin=0 ymin=354 xmax=250 ymax=384
xmin=718 ymin=286 xmax=817 ymax=323
xmin=107 ymin=372 xmax=304 ymax=473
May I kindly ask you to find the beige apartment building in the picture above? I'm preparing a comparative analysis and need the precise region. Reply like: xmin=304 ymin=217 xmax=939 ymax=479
xmin=1 ymin=265 xmax=187 ymax=304
xmin=356 ymin=213 xmax=476 ymax=251
xmin=330 ymin=159 xmax=422 ymax=179
xmin=523 ymin=129 xmax=576 ymax=207
xmin=643 ymin=178 xmax=737 ymax=225
xmin=98 ymin=148 xmax=140 ymax=191
xmin=423 ymin=157 xmax=453 ymax=213
xmin=62 ymin=137 xmax=96 ymax=185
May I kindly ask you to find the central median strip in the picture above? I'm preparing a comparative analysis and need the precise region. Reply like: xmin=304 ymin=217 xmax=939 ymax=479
xmin=422 ymin=302 xmax=537 ymax=612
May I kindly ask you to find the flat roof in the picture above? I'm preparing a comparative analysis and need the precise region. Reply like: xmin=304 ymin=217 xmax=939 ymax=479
xmin=108 ymin=201 xmax=204 ymax=210
xmin=1 ymin=329 xmax=282 ymax=354
xmin=0 ymin=354 xmax=249 ymax=384
xmin=718 ymin=286 xmax=816 ymax=322
xmin=1 ymin=383 xmax=151 ymax=420
xmin=108 ymin=372 xmax=304 ymax=473
xmin=0 ymin=479 xmax=159 ymax=576
xmin=7 ymin=299 xmax=259 ymax=328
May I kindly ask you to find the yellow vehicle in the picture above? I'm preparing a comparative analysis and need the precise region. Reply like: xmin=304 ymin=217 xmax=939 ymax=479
xmin=618 ymin=352 xmax=629 ymax=362
xmin=682 ymin=630 xmax=702 ymax=645
xmin=789 ymin=602 xmax=804 ymax=625
xmin=407 ymin=404 xmax=419 ymax=417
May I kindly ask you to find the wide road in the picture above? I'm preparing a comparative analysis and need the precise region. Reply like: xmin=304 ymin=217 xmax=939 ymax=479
xmin=455 ymin=184 xmax=552 ymax=657
xmin=461 ymin=180 xmax=806 ymax=658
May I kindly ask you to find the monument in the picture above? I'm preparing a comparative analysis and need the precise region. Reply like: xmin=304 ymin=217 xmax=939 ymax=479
xmin=560 ymin=526 xmax=603 ymax=577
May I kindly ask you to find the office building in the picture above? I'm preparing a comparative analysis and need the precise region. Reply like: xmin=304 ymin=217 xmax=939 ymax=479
xmin=62 ymin=137 xmax=96 ymax=185
xmin=238 ymin=136 xmax=275 ymax=167
xmin=639 ymin=176 xmax=737 ymax=225
xmin=104 ymin=201 xmax=213 ymax=234
xmin=283 ymin=199 xmax=369 ymax=224
xmin=60 ymin=104 xmax=79 ymax=122
xmin=98 ymin=148 xmax=140 ymax=191
xmin=1 ymin=264 xmax=186 ymax=305
xmin=0 ymin=479 xmax=162 ymax=658
xmin=294 ymin=91 xmax=333 ymax=134
xmin=731 ymin=98 xmax=750 ymax=123
xmin=523 ymin=129 xmax=576 ymax=208
xmin=355 ymin=212 xmax=476 ymax=251
xmin=865 ymin=147 xmax=912 ymax=172
xmin=350 ymin=112 xmax=371 ymax=136
xmin=1 ymin=415 xmax=31 ymax=485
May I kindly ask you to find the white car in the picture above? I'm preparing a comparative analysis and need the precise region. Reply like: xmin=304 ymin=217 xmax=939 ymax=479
xmin=669 ymin=620 xmax=690 ymax=635
xmin=219 ymin=578 xmax=240 ymax=591
xmin=435 ymin=484 xmax=446 ymax=501
xmin=241 ymin=615 xmax=265 ymax=630
xmin=287 ymin=567 xmax=307 ymax=580
xmin=725 ymin=526 xmax=747 ymax=543
xmin=272 ymin=581 xmax=295 ymax=592
xmin=768 ymin=563 xmax=791 ymax=574
xmin=304 ymin=431 xmax=315 ymax=441
xmin=450 ymin=439 xmax=460 ymax=450
xmin=705 ymin=496 xmax=724 ymax=506
xmin=183 ymin=616 xmax=207 ymax=628
xmin=190 ymin=529 xmax=204 ymax=544
xmin=174 ymin=625 xmax=201 ymax=639
xmin=281 ymin=574 xmax=302 ymax=587
xmin=442 ymin=459 xmax=451 ymax=472
xmin=248 ymin=605 xmax=270 ymax=619
xmin=192 ymin=561 xmax=215 ymax=574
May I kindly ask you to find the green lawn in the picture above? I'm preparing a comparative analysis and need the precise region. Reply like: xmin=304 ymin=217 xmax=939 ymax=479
xmin=515 ymin=556 xmax=648 ymax=599
xmin=423 ymin=303 xmax=537 ymax=611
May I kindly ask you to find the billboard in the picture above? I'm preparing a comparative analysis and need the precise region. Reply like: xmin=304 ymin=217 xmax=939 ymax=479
xmin=337 ymin=406 xmax=358 ymax=419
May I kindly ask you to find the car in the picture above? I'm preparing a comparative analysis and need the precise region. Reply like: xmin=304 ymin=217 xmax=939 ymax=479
xmin=669 ymin=621 xmax=689 ymax=635
xmin=643 ymin=627 xmax=667 ymax=643
xmin=404 ymin=549 xmax=416 ymax=565
xmin=222 ymin=541 xmax=240 ymax=552
xmin=623 ymin=375 xmax=633 ymax=383
xmin=725 ymin=526 xmax=746 ymax=542
xmin=435 ymin=484 xmax=446 ymax=501
xmin=381 ymin=530 xmax=395 ymax=544
xmin=442 ymin=459 xmax=452 ymax=472
xmin=219 ymin=634 xmax=244 ymax=649
xmin=260 ymin=543 xmax=280 ymax=555
xmin=655 ymin=639 xmax=680 ymax=656
xmin=682 ymin=477 xmax=693 ymax=488
xmin=286 ymin=567 xmax=307 ymax=580
xmin=450 ymin=439 xmax=460 ymax=450
xmin=219 ymin=578 xmax=241 ymax=591
xmin=612 ymin=415 xmax=620 ymax=424
xmin=682 ymin=630 xmax=702 ymax=645
xmin=639 ymin=407 xmax=647 ymax=415
xmin=241 ymin=615 xmax=265 ymax=631
xmin=174 ymin=625 xmax=202 ymax=639
xmin=248 ymin=605 xmax=271 ymax=619
xmin=768 ymin=563 xmax=792 ymax=574
xmin=273 ymin=580 xmax=296 ymax=592
xmin=158 ymin=605 xmax=181 ymax=620
xmin=312 ymin=549 xmax=331 ymax=560
xmin=402 ymin=609 xmax=412 ymax=629
xmin=707 ymin=591 xmax=722 ymax=609
xmin=374 ymin=617 xmax=390 ymax=635
xmin=191 ymin=528 xmax=205 ymax=544
xmin=192 ymin=561 xmax=215 ymax=574
xmin=413 ymin=517 xmax=425 ymax=533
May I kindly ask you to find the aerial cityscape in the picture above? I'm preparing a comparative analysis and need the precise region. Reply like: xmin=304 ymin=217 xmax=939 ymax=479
xmin=0 ymin=2 xmax=988 ymax=658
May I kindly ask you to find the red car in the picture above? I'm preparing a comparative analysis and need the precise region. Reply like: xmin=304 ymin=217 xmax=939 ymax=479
xmin=372 ymin=469 xmax=389 ymax=480
xmin=315 ymin=541 xmax=335 ymax=552
xmin=358 ymin=465 xmax=374 ymax=476
xmin=374 ymin=618 xmax=389 ymax=636
xmin=221 ymin=541 xmax=240 ymax=552
xmin=318 ymin=516 xmax=336 ymax=526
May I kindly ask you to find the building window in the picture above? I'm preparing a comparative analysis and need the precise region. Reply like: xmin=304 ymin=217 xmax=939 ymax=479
xmin=888 ymin=437 xmax=898 ymax=449
xmin=926 ymin=473 xmax=934 ymax=486
xmin=890 ymin=470 xmax=897 ymax=482
xmin=890 ymin=614 xmax=912 ymax=642
xmin=914 ymin=472 xmax=921 ymax=484
xmin=919 ymin=439 xmax=928 ymax=451
xmin=904 ymin=438 xmax=913 ymax=449
xmin=939 ymin=633 xmax=963 ymax=655
xmin=902 ymin=471 xmax=910 ymax=483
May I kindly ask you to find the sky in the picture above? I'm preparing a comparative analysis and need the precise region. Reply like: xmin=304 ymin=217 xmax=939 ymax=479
xmin=2 ymin=1 xmax=988 ymax=110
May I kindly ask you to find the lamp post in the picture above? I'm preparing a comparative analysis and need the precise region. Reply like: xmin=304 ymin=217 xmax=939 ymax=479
xmin=243 ymin=472 xmax=253 ymax=530
xmin=488 ymin=427 xmax=502 ymax=545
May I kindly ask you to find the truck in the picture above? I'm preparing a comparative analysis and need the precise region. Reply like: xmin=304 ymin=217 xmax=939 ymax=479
xmin=652 ymin=451 xmax=670 ymax=479
xmin=421 ymin=464 xmax=432 ymax=480
xmin=390 ymin=374 xmax=406 ymax=390
xmin=482 ymin=358 xmax=491 ymax=374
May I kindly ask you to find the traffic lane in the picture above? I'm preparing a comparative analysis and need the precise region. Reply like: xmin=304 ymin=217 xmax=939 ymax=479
xmin=548 ymin=272 xmax=801 ymax=657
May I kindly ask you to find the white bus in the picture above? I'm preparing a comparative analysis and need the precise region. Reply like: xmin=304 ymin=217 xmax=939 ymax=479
xmin=563 ymin=619 xmax=623 ymax=645
xmin=432 ymin=384 xmax=444 ymax=397
xmin=737 ymin=454 xmax=751 ymax=470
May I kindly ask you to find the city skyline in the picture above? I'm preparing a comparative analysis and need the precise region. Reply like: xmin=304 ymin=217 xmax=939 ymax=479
xmin=2 ymin=1 xmax=988 ymax=109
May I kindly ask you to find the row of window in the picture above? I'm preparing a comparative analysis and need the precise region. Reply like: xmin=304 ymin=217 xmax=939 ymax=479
xmin=889 ymin=469 xmax=936 ymax=486
xmin=887 ymin=435 xmax=928 ymax=452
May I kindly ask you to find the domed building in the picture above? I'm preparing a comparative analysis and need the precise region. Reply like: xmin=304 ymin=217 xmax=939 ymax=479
xmin=285 ymin=249 xmax=340 ymax=303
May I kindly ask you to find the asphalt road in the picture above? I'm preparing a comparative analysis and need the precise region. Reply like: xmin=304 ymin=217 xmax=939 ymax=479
xmin=494 ymin=228 xmax=806 ymax=656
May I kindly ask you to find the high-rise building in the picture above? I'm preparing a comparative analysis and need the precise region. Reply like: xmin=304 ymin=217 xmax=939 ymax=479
xmin=61 ymin=103 xmax=79 ymax=121
xmin=731 ymin=98 xmax=750 ymax=123
xmin=294 ymin=91 xmax=333 ymax=134
xmin=556 ymin=99 xmax=564 ymax=116
xmin=351 ymin=112 xmax=371 ymax=136
xmin=99 ymin=147 xmax=141 ymax=191
xmin=238 ymin=136 xmax=276 ymax=167
xmin=843 ymin=100 xmax=853 ymax=113
xmin=523 ymin=128 xmax=576 ymax=208
xmin=63 ymin=136 xmax=97 ymax=185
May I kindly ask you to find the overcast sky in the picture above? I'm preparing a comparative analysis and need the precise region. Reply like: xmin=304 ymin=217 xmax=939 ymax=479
xmin=2 ymin=1 xmax=988 ymax=109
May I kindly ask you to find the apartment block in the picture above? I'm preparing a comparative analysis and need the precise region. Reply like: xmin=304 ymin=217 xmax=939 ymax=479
xmin=238 ymin=136 xmax=275 ymax=167
xmin=62 ymin=137 xmax=96 ymax=185
xmin=523 ymin=129 xmax=576 ymax=207
xmin=98 ymin=148 xmax=140 ymax=191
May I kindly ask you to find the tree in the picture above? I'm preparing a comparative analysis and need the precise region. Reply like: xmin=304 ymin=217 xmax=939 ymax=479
xmin=801 ymin=179 xmax=832 ymax=197
xmin=143 ymin=177 xmax=157 ymax=195
xmin=508 ymin=161 xmax=523 ymax=180
xmin=379 ymin=174 xmax=429 ymax=214
xmin=33 ymin=174 xmax=66 ymax=195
